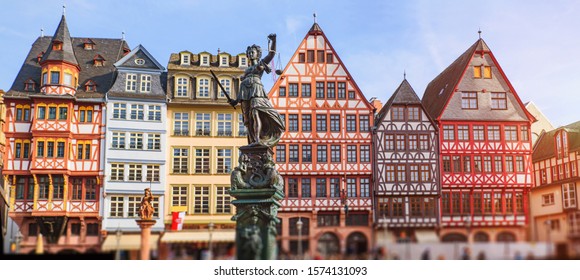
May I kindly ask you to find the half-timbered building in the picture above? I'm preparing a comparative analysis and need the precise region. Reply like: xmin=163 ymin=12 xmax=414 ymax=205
xmin=269 ymin=22 xmax=376 ymax=258
xmin=373 ymin=79 xmax=440 ymax=245
xmin=100 ymin=45 xmax=167 ymax=254
xmin=531 ymin=121 xmax=580 ymax=257
xmin=422 ymin=37 xmax=535 ymax=242
xmin=3 ymin=15 xmax=129 ymax=253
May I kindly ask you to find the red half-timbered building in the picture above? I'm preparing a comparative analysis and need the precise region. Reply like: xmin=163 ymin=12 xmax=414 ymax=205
xmin=269 ymin=22 xmax=375 ymax=258
xmin=373 ymin=79 xmax=440 ymax=244
xmin=4 ymin=15 xmax=129 ymax=253
xmin=422 ymin=37 xmax=536 ymax=242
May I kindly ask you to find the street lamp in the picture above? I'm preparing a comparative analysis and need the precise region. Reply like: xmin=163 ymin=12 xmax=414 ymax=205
xmin=115 ymin=225 xmax=122 ymax=260
xmin=296 ymin=217 xmax=303 ymax=259
xmin=208 ymin=222 xmax=215 ymax=260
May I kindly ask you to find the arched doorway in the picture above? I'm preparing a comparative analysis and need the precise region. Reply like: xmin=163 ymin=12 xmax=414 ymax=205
xmin=441 ymin=233 xmax=467 ymax=242
xmin=474 ymin=232 xmax=490 ymax=242
xmin=496 ymin=231 xmax=516 ymax=242
xmin=317 ymin=232 xmax=340 ymax=257
xmin=346 ymin=232 xmax=368 ymax=255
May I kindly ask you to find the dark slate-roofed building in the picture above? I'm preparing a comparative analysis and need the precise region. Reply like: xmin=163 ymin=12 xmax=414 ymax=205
xmin=531 ymin=121 xmax=580 ymax=258
xmin=3 ymin=14 xmax=129 ymax=254
xmin=373 ymin=79 xmax=441 ymax=249
xmin=422 ymin=37 xmax=536 ymax=243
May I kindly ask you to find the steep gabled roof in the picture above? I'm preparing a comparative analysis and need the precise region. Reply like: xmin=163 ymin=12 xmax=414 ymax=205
xmin=375 ymin=79 xmax=436 ymax=127
xmin=41 ymin=15 xmax=78 ymax=66
xmin=114 ymin=44 xmax=165 ymax=71
xmin=533 ymin=121 xmax=580 ymax=161
xmin=421 ymin=39 xmax=488 ymax=120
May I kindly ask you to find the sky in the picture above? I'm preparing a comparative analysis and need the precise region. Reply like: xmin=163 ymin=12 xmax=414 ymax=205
xmin=0 ymin=0 xmax=579 ymax=127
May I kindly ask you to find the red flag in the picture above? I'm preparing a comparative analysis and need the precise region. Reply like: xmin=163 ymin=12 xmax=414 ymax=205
xmin=171 ymin=211 xmax=185 ymax=231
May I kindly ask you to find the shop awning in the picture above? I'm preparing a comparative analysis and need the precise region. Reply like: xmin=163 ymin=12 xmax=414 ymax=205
xmin=415 ymin=230 xmax=440 ymax=243
xmin=101 ymin=234 xmax=159 ymax=252
xmin=160 ymin=230 xmax=236 ymax=243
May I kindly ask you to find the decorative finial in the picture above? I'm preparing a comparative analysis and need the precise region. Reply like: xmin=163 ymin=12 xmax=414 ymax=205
xmin=63 ymin=5 xmax=66 ymax=16
xmin=41 ymin=28 xmax=44 ymax=37
xmin=478 ymin=28 xmax=482 ymax=39
xmin=313 ymin=12 xmax=317 ymax=24
xmin=217 ymin=48 xmax=221 ymax=54
xmin=122 ymin=31 xmax=125 ymax=41
xmin=404 ymin=70 xmax=406 ymax=80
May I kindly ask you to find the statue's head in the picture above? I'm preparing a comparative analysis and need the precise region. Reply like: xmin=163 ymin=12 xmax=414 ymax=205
xmin=246 ymin=44 xmax=262 ymax=60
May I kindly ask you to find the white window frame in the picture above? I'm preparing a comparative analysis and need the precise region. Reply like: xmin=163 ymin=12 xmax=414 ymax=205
xmin=239 ymin=56 xmax=247 ymax=67
xmin=201 ymin=55 xmax=209 ymax=66
xmin=195 ymin=113 xmax=211 ymax=136
xmin=126 ymin=73 xmax=137 ymax=92
xmin=220 ymin=55 xmax=229 ymax=67
xmin=219 ymin=78 xmax=231 ymax=98
xmin=130 ymin=104 xmax=145 ymax=120
xmin=110 ymin=163 xmax=125 ymax=181
xmin=194 ymin=148 xmax=211 ymax=174
xmin=181 ymin=53 xmax=190 ymax=65
xmin=197 ymin=78 xmax=210 ymax=98
xmin=173 ymin=112 xmax=190 ymax=136
xmin=148 ymin=105 xmax=161 ymax=121
xmin=140 ymin=74 xmax=151 ymax=93
xmin=216 ymin=148 xmax=232 ymax=174
xmin=176 ymin=77 xmax=189 ymax=97
xmin=172 ymin=147 xmax=189 ymax=174
xmin=129 ymin=133 xmax=144 ymax=150
xmin=215 ymin=185 xmax=231 ymax=214
xmin=563 ymin=183 xmax=577 ymax=209
xmin=217 ymin=113 xmax=232 ymax=136
xmin=112 ymin=103 xmax=127 ymax=119
xmin=112 ymin=132 xmax=126 ymax=149
xmin=109 ymin=196 xmax=124 ymax=217
xmin=171 ymin=185 xmax=188 ymax=207
xmin=147 ymin=133 xmax=161 ymax=150
xmin=128 ymin=164 xmax=143 ymax=182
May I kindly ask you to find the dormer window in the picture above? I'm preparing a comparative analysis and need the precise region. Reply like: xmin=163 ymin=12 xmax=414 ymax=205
xmin=84 ymin=80 xmax=97 ymax=92
xmin=123 ymin=47 xmax=131 ymax=56
xmin=135 ymin=58 xmax=145 ymax=65
xmin=239 ymin=56 xmax=247 ymax=67
xmin=220 ymin=55 xmax=229 ymax=67
xmin=200 ymin=55 xmax=209 ymax=66
xmin=24 ymin=79 xmax=36 ymax=92
xmin=555 ymin=130 xmax=569 ymax=159
xmin=83 ymin=39 xmax=95 ymax=50
xmin=181 ymin=54 xmax=190 ymax=65
xmin=37 ymin=52 xmax=45 ymax=63
xmin=53 ymin=40 xmax=63 ymax=50
xmin=93 ymin=54 xmax=106 ymax=66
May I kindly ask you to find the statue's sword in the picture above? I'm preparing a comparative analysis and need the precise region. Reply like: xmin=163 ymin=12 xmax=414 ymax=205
xmin=210 ymin=69 xmax=236 ymax=109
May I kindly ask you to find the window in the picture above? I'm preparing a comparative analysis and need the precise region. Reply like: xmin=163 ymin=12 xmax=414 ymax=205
xmin=48 ymin=106 xmax=57 ymax=120
xmin=461 ymin=92 xmax=477 ymax=109
xmin=443 ymin=125 xmax=455 ymax=141
xmin=392 ymin=198 xmax=404 ymax=217
xmin=276 ymin=145 xmax=286 ymax=162
xmin=316 ymin=82 xmax=324 ymax=98
xmin=219 ymin=78 xmax=231 ymax=98
xmin=195 ymin=113 xmax=211 ymax=136
xmin=192 ymin=186 xmax=209 ymax=213
xmin=215 ymin=186 xmax=231 ymax=214
xmin=452 ymin=156 xmax=461 ymax=173
xmin=330 ymin=115 xmax=340 ymax=131
xmin=126 ymin=74 xmax=137 ymax=91
xmin=521 ymin=126 xmax=529 ymax=141
xmin=396 ymin=165 xmax=406 ymax=181
xmin=288 ymin=83 xmax=298 ymax=97
xmin=113 ymin=103 xmax=127 ymax=119
xmin=326 ymin=53 xmax=334 ymax=63
xmin=326 ymin=82 xmax=335 ymax=98
xmin=316 ymin=50 xmax=325 ymax=63
xmin=194 ymin=148 xmax=210 ymax=174
xmin=484 ymin=193 xmax=492 ymax=215
xmin=337 ymin=82 xmax=346 ymax=99
xmin=217 ymin=113 xmax=233 ymax=136
xmin=443 ymin=156 xmax=451 ymax=172
xmin=146 ymin=165 xmax=160 ymax=182
xmin=385 ymin=165 xmax=395 ymax=182
xmin=37 ymin=176 xmax=49 ymax=199
xmin=307 ymin=50 xmax=314 ymax=63
xmin=36 ymin=141 xmax=45 ymax=157
xmin=111 ymin=163 xmax=124 ymax=181
xmin=457 ymin=125 xmax=469 ymax=141
xmin=289 ymin=145 xmax=299 ymax=162
xmin=396 ymin=135 xmax=406 ymax=150
xmin=278 ymin=86 xmax=286 ymax=97
xmin=24 ymin=79 xmax=36 ymax=91
xmin=474 ymin=66 xmax=482 ymax=78
xmin=408 ymin=107 xmax=420 ymax=121
xmin=487 ymin=125 xmax=500 ymax=141
xmin=505 ymin=126 xmax=518 ymax=141
xmin=384 ymin=135 xmax=394 ymax=151
xmin=301 ymin=83 xmax=311 ymax=97
xmin=516 ymin=156 xmax=524 ymax=172
xmin=47 ymin=141 xmax=54 ymax=157
xmin=347 ymin=145 xmax=357 ymax=163
xmin=494 ymin=156 xmax=503 ymax=172
xmin=346 ymin=178 xmax=357 ymax=197
xmin=473 ymin=193 xmax=482 ymax=214
xmin=463 ymin=156 xmax=471 ymax=173
xmin=50 ymin=71 xmax=60 ymax=84
xmin=79 ymin=107 xmax=93 ymax=123
xmin=359 ymin=115 xmax=369 ymax=132
xmin=238 ymin=114 xmax=247 ymax=136
xmin=419 ymin=135 xmax=429 ymax=150
xmin=515 ymin=193 xmax=524 ymax=214
xmin=317 ymin=213 xmax=339 ymax=227
xmin=452 ymin=193 xmax=460 ymax=214
xmin=240 ymin=57 xmax=247 ymax=67
xmin=298 ymin=53 xmax=305 ymax=63
xmin=128 ymin=164 xmax=142 ymax=181
xmin=127 ymin=197 xmax=140 ymax=218
xmin=330 ymin=145 xmax=341 ymax=162
xmin=130 ymin=104 xmax=144 ymax=120
xmin=288 ymin=114 xmax=299 ymax=131
xmin=360 ymin=145 xmax=370 ymax=162
xmin=173 ymin=148 xmax=189 ymax=174
xmin=484 ymin=156 xmax=492 ymax=172
xmin=56 ymin=141 xmax=65 ymax=158
xmin=197 ymin=78 xmax=210 ymax=98
xmin=172 ymin=186 xmax=188 ymax=207
xmin=316 ymin=178 xmax=327 ymax=198
xmin=302 ymin=145 xmax=312 ymax=162
xmin=110 ymin=196 xmax=124 ymax=217
xmin=176 ymin=77 xmax=189 ymax=97
xmin=129 ymin=133 xmax=143 ymax=149
xmin=491 ymin=92 xmax=507 ymax=109
xmin=140 ymin=75 xmax=151 ymax=92
xmin=346 ymin=115 xmax=356 ymax=132
xmin=58 ymin=106 xmax=68 ymax=120
xmin=63 ymin=73 xmax=72 ymax=86
xmin=14 ymin=143 xmax=21 ymax=158
xmin=420 ymin=165 xmax=430 ymax=181
xmin=472 ymin=125 xmax=485 ymax=141
xmin=71 ymin=179 xmax=83 ymax=201
xmin=391 ymin=107 xmax=405 ymax=121
xmin=348 ymin=91 xmax=356 ymax=99
xmin=542 ymin=193 xmax=555 ymax=206
xmin=200 ymin=55 xmax=209 ymax=66
xmin=317 ymin=145 xmax=327 ymax=162
xmin=410 ymin=165 xmax=419 ymax=182
xmin=86 ymin=179 xmax=97 ymax=200
xmin=287 ymin=178 xmax=298 ymax=198
xmin=220 ymin=56 xmax=229 ymax=67
xmin=483 ymin=66 xmax=492 ymax=78
xmin=112 ymin=132 xmax=126 ymax=149
xmin=148 ymin=105 xmax=161 ymax=121
xmin=216 ymin=148 xmax=232 ymax=173
xmin=77 ymin=143 xmax=91 ymax=160
xmin=173 ymin=112 xmax=189 ymax=136
xmin=360 ymin=178 xmax=370 ymax=197
xmin=37 ymin=106 xmax=46 ymax=120
xmin=181 ymin=54 xmax=190 ymax=65
xmin=316 ymin=114 xmax=327 ymax=132
xmin=562 ymin=183 xmax=577 ymax=209
xmin=301 ymin=178 xmax=311 ymax=198
xmin=302 ymin=114 xmax=311 ymax=132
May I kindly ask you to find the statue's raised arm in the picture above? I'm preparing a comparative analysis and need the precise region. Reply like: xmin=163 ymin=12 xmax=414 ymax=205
xmin=262 ymin=33 xmax=277 ymax=65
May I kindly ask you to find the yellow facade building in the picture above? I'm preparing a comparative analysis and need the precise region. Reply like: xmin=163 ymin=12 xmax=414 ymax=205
xmin=162 ymin=50 xmax=247 ymax=259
